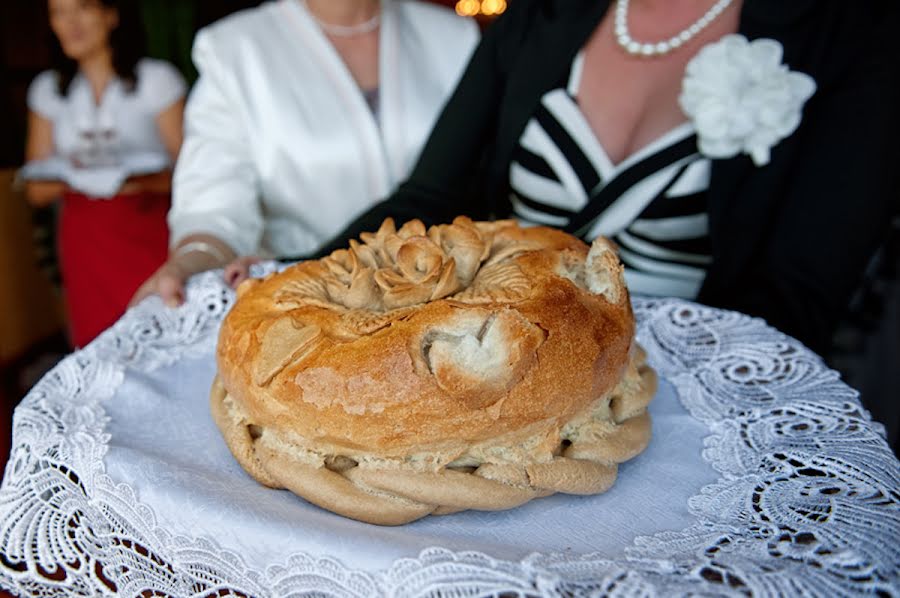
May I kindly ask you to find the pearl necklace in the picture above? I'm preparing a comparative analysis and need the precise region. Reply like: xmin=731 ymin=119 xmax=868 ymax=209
xmin=302 ymin=0 xmax=380 ymax=37
xmin=614 ymin=0 xmax=734 ymax=57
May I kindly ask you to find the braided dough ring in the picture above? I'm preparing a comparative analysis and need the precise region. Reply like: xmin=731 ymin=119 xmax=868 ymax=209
xmin=212 ymin=218 xmax=656 ymax=525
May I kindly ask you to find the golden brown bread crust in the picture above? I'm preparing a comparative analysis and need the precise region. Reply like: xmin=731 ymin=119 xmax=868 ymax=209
xmin=213 ymin=217 xmax=655 ymax=524
xmin=210 ymin=347 xmax=656 ymax=525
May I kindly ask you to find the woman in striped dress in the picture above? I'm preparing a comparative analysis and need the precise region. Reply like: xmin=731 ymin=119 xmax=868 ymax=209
xmin=300 ymin=0 xmax=898 ymax=354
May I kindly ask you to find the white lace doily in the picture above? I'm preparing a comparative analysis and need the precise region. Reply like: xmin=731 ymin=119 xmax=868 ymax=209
xmin=1 ymin=268 xmax=898 ymax=597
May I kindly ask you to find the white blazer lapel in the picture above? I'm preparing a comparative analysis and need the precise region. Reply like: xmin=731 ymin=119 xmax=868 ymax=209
xmin=378 ymin=0 xmax=408 ymax=187
xmin=379 ymin=1 xmax=477 ymax=195
xmin=279 ymin=0 xmax=392 ymax=199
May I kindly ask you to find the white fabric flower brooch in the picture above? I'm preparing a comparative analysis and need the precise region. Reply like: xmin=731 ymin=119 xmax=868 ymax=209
xmin=679 ymin=34 xmax=817 ymax=166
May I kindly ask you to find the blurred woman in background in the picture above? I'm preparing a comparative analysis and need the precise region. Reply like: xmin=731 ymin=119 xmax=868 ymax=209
xmin=25 ymin=0 xmax=185 ymax=348
xmin=131 ymin=0 xmax=479 ymax=307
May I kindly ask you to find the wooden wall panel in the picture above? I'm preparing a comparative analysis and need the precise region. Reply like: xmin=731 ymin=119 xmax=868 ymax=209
xmin=0 ymin=170 xmax=66 ymax=364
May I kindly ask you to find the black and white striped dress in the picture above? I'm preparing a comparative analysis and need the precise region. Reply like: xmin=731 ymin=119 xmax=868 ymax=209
xmin=509 ymin=53 xmax=712 ymax=298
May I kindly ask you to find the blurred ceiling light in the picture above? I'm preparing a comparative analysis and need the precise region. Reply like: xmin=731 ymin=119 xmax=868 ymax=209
xmin=455 ymin=0 xmax=507 ymax=17
xmin=480 ymin=0 xmax=507 ymax=15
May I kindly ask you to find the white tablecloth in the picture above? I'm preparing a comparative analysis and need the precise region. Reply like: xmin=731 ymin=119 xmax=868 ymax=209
xmin=1 ymin=268 xmax=898 ymax=596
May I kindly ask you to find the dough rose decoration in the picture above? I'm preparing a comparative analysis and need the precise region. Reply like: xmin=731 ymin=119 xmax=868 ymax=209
xmin=213 ymin=218 xmax=656 ymax=525
xmin=322 ymin=217 xmax=491 ymax=311
xmin=679 ymin=34 xmax=816 ymax=166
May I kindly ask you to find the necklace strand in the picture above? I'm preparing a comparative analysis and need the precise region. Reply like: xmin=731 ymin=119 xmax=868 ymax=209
xmin=302 ymin=0 xmax=380 ymax=37
xmin=614 ymin=0 xmax=734 ymax=57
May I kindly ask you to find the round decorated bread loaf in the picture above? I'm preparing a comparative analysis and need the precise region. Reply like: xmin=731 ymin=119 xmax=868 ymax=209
xmin=212 ymin=217 xmax=656 ymax=525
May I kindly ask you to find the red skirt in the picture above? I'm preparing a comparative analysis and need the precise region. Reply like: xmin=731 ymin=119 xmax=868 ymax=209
xmin=59 ymin=191 xmax=170 ymax=348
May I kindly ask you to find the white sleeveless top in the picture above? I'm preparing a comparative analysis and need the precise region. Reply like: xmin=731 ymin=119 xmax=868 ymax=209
xmin=27 ymin=58 xmax=186 ymax=169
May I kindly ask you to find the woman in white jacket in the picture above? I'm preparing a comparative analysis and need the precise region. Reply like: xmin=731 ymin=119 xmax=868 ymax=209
xmin=134 ymin=0 xmax=478 ymax=306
